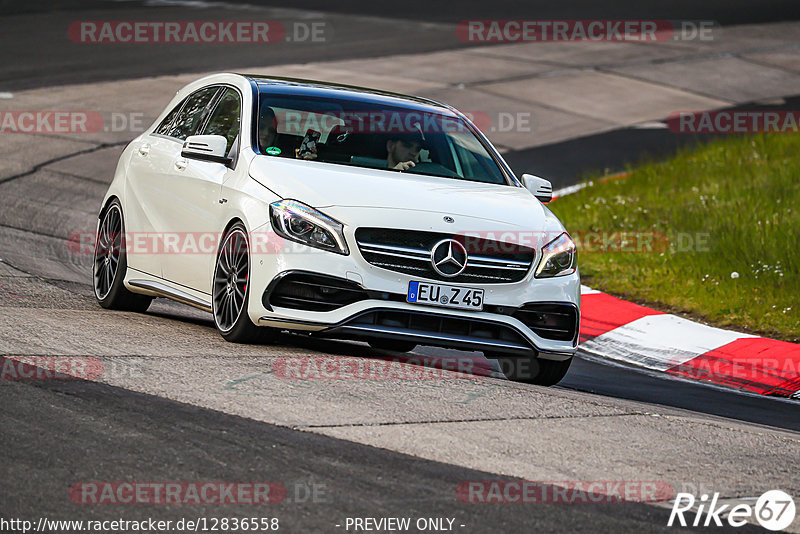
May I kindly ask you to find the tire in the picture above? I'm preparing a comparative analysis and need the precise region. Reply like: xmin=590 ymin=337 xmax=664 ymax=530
xmin=93 ymin=199 xmax=153 ymax=312
xmin=530 ymin=357 xmax=573 ymax=386
xmin=368 ymin=339 xmax=417 ymax=353
xmin=487 ymin=352 xmax=573 ymax=386
xmin=212 ymin=222 xmax=276 ymax=344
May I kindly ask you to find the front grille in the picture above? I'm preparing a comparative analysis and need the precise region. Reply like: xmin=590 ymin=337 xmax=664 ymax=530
xmin=512 ymin=303 xmax=579 ymax=342
xmin=355 ymin=228 xmax=535 ymax=283
xmin=266 ymin=272 xmax=368 ymax=312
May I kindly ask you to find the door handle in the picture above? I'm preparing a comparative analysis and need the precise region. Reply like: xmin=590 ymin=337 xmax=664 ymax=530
xmin=175 ymin=158 xmax=187 ymax=171
xmin=138 ymin=143 xmax=150 ymax=156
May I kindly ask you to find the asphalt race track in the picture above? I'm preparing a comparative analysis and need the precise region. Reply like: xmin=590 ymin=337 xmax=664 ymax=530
xmin=1 ymin=1 xmax=800 ymax=533
xmin=3 ymin=0 xmax=800 ymax=90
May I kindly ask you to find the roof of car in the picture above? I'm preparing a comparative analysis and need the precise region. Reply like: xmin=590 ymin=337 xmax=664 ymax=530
xmin=239 ymin=74 xmax=458 ymax=116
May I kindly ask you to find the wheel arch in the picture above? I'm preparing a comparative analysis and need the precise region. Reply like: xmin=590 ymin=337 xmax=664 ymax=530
xmin=218 ymin=217 xmax=249 ymax=251
xmin=222 ymin=217 xmax=247 ymax=234
xmin=98 ymin=195 xmax=120 ymax=221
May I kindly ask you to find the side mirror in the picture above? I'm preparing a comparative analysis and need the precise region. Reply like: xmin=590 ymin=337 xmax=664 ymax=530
xmin=521 ymin=173 xmax=553 ymax=203
xmin=181 ymin=135 xmax=232 ymax=167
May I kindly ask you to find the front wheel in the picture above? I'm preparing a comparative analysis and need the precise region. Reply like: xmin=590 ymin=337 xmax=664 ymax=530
xmin=212 ymin=222 xmax=276 ymax=344
xmin=487 ymin=353 xmax=573 ymax=386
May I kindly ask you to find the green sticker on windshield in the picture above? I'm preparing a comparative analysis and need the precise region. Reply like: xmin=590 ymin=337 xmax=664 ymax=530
xmin=266 ymin=146 xmax=281 ymax=156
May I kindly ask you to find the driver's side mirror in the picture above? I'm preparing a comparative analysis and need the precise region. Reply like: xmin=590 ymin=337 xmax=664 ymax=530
xmin=181 ymin=135 xmax=232 ymax=167
xmin=521 ymin=174 xmax=553 ymax=203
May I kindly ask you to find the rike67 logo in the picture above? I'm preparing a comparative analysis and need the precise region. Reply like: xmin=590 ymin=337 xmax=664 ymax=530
xmin=668 ymin=490 xmax=795 ymax=530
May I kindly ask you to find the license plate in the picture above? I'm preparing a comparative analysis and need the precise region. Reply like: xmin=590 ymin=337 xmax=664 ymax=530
xmin=407 ymin=281 xmax=484 ymax=311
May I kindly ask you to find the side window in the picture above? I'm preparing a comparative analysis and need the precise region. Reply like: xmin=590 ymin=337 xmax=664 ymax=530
xmin=154 ymin=99 xmax=184 ymax=136
xmin=165 ymin=86 xmax=219 ymax=141
xmin=201 ymin=88 xmax=241 ymax=154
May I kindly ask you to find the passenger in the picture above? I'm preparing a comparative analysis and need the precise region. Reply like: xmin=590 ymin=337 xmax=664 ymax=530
xmin=257 ymin=106 xmax=279 ymax=150
xmin=257 ymin=106 xmax=316 ymax=160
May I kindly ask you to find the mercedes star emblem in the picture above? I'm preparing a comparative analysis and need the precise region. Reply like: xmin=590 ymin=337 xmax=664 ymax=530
xmin=430 ymin=239 xmax=468 ymax=277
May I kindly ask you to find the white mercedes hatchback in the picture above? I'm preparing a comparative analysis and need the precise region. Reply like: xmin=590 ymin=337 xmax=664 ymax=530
xmin=94 ymin=73 xmax=580 ymax=385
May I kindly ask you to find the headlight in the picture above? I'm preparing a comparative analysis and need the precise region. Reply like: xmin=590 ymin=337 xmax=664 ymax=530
xmin=269 ymin=200 xmax=349 ymax=255
xmin=535 ymin=232 xmax=576 ymax=278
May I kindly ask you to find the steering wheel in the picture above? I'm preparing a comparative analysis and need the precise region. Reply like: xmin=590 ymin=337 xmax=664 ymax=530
xmin=404 ymin=161 xmax=460 ymax=178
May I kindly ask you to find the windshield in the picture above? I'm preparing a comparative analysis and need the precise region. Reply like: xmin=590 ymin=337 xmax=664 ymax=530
xmin=255 ymin=93 xmax=509 ymax=185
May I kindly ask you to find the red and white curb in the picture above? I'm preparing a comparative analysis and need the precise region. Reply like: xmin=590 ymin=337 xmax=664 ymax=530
xmin=579 ymin=286 xmax=800 ymax=399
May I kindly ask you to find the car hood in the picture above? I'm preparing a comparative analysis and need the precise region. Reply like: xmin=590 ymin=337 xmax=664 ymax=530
xmin=249 ymin=157 xmax=551 ymax=228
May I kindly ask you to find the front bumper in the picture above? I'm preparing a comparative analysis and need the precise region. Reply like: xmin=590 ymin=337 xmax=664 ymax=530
xmin=247 ymin=219 xmax=580 ymax=359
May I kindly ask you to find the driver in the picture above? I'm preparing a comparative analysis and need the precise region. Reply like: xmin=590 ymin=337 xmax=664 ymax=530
xmin=386 ymin=129 xmax=425 ymax=171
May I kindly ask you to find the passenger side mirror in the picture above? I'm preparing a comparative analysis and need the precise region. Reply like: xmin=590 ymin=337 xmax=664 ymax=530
xmin=521 ymin=174 xmax=553 ymax=203
xmin=181 ymin=135 xmax=232 ymax=167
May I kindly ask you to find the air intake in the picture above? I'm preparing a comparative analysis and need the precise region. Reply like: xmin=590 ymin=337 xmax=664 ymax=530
xmin=265 ymin=272 xmax=368 ymax=312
